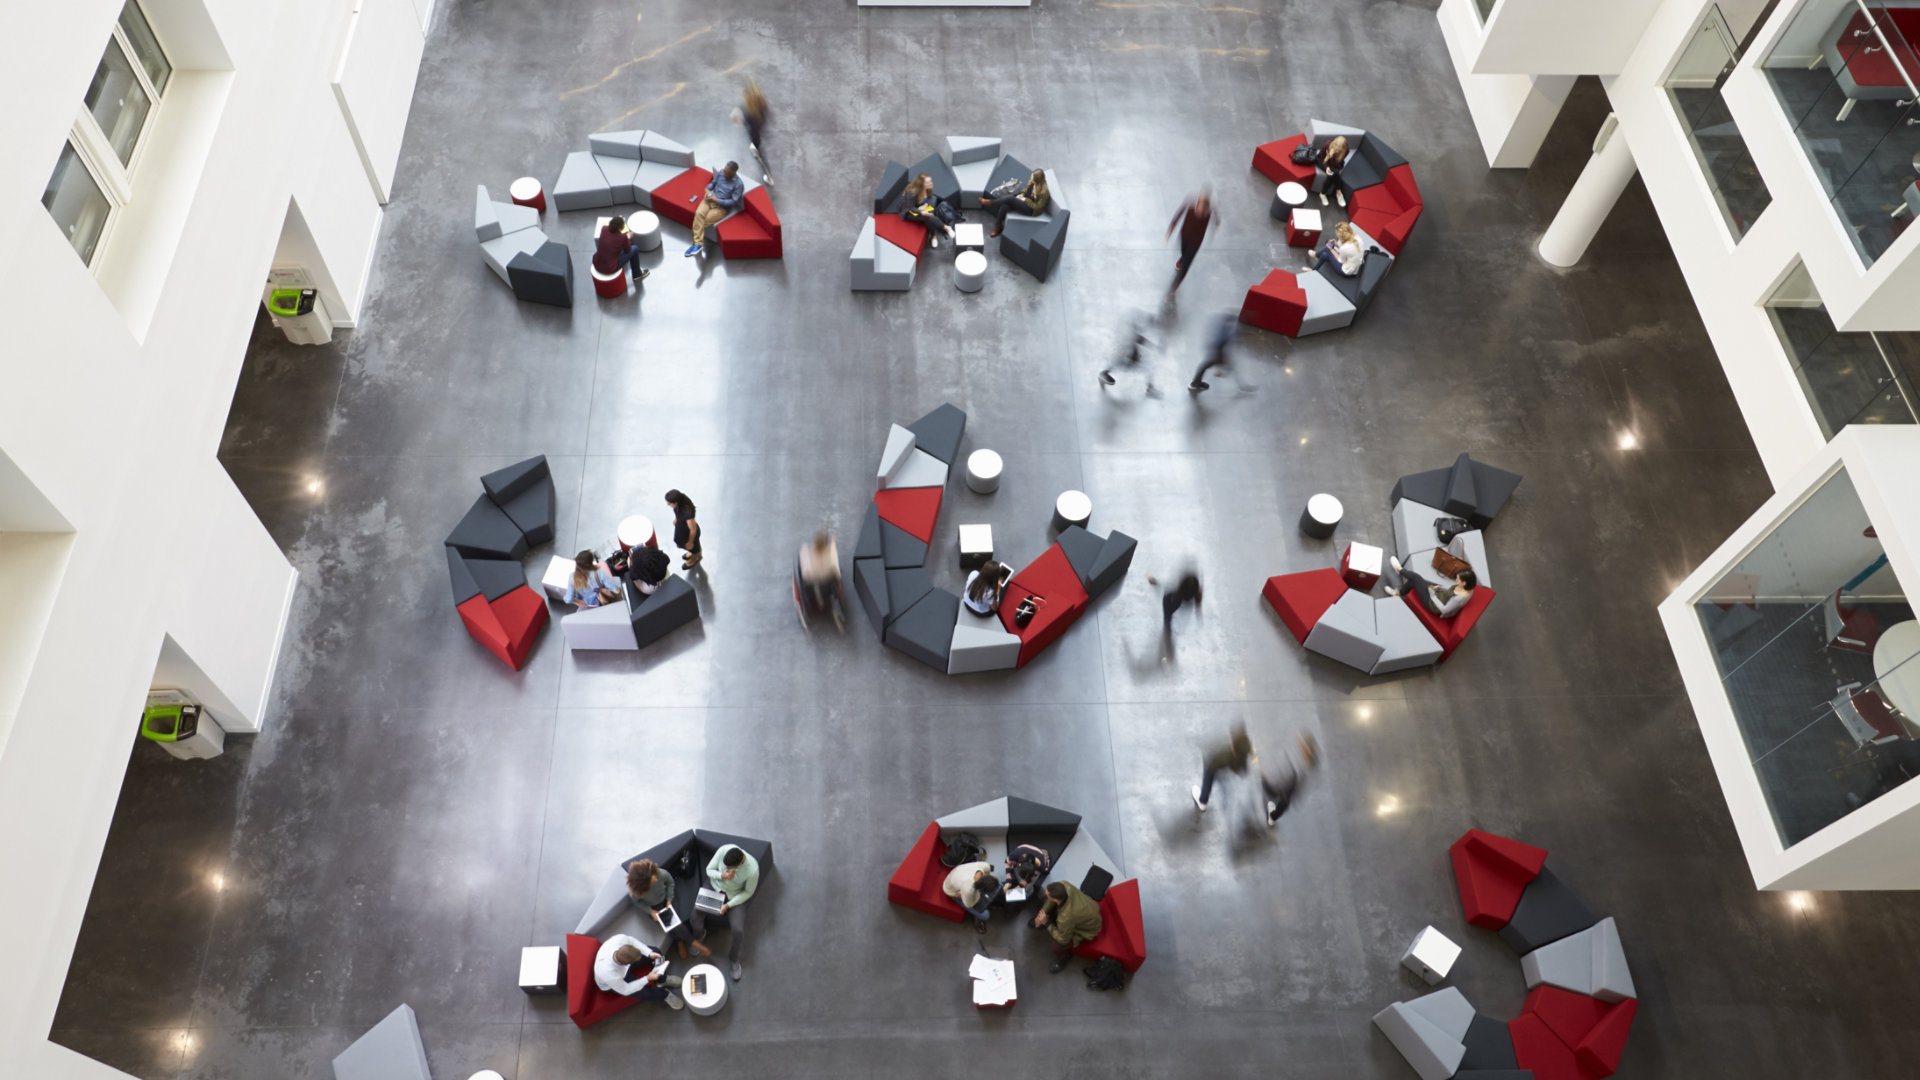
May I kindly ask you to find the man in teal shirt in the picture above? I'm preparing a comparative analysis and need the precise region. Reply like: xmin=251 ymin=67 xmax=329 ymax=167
xmin=689 ymin=844 xmax=759 ymax=981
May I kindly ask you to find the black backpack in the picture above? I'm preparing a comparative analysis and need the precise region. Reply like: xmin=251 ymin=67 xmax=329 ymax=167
xmin=940 ymin=831 xmax=986 ymax=868
xmin=1085 ymin=956 xmax=1126 ymax=992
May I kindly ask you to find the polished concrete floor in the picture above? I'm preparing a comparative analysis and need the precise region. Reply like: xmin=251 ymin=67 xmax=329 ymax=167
xmin=53 ymin=1 xmax=1920 ymax=1077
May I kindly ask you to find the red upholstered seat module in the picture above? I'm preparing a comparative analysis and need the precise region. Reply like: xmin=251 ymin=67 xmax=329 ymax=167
xmin=1574 ymin=997 xmax=1637 ymax=1078
xmin=1253 ymin=134 xmax=1315 ymax=186
xmin=1073 ymin=878 xmax=1147 ymax=972
xmin=887 ymin=821 xmax=963 ymax=921
xmin=716 ymin=187 xmax=783 ymax=258
xmin=1349 ymin=164 xmax=1422 ymax=254
xmin=1404 ymin=584 xmax=1493 ymax=660
xmin=1449 ymin=828 xmax=1547 ymax=929
xmin=1508 ymin=1012 xmax=1586 ymax=1080
xmin=456 ymin=595 xmax=512 ymax=667
xmin=1239 ymin=269 xmax=1307 ymax=337
xmin=872 ymin=212 xmax=930 ymax=260
xmin=489 ymin=585 xmax=550 ymax=670
xmin=874 ymin=486 xmax=943 ymax=543
xmin=649 ymin=167 xmax=713 ymax=227
xmin=565 ymin=933 xmax=643 ymax=1029
xmin=1000 ymin=544 xmax=1089 ymax=666
xmin=1262 ymin=569 xmax=1349 ymax=643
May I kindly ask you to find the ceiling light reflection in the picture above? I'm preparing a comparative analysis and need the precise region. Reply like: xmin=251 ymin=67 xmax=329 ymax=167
xmin=1617 ymin=431 xmax=1639 ymax=450
xmin=1375 ymin=794 xmax=1402 ymax=818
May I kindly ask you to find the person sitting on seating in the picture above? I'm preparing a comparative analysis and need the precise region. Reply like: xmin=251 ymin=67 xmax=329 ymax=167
xmin=1003 ymin=843 xmax=1051 ymax=898
xmin=1314 ymin=134 xmax=1348 ymax=207
xmin=944 ymin=860 xmax=1000 ymax=932
xmin=627 ymin=858 xmax=707 ymax=958
xmin=900 ymin=173 xmax=957 ymax=248
xmin=689 ymin=843 xmax=760 ymax=983
xmin=799 ymin=531 xmax=846 ymax=628
xmin=626 ymin=544 xmax=671 ymax=596
xmin=593 ymin=934 xmax=684 ymax=1010
xmin=962 ymin=560 xmax=1012 ymax=616
xmin=980 ymin=169 xmax=1050 ymax=238
xmin=1307 ymin=221 xmax=1365 ymax=278
xmin=1384 ymin=556 xmax=1477 ymax=619
xmin=685 ymin=162 xmax=745 ymax=259
xmin=564 ymin=550 xmax=623 ymax=610
xmin=1032 ymin=880 xmax=1104 ymax=973
xmin=591 ymin=215 xmax=648 ymax=289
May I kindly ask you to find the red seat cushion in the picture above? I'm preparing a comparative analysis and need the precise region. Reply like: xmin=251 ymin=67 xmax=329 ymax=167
xmin=1239 ymin=269 xmax=1307 ymax=337
xmin=1073 ymin=878 xmax=1146 ymax=972
xmin=1449 ymin=828 xmax=1547 ymax=929
xmin=565 ymin=933 xmax=642 ymax=1029
xmin=1509 ymin=1013 xmax=1586 ymax=1080
xmin=887 ymin=821 xmax=963 ymax=921
xmin=1261 ymin=569 xmax=1349 ymax=643
xmin=717 ymin=187 xmax=783 ymax=258
xmin=1574 ymin=997 xmax=1637 ymax=1078
xmin=489 ymin=586 xmax=550 ymax=670
xmin=1252 ymin=134 xmax=1315 ymax=186
xmin=872 ymin=212 xmax=929 ymax=260
xmin=456 ymin=594 xmax=510 ymax=666
xmin=1383 ymin=163 xmax=1422 ymax=208
xmin=1526 ymin=985 xmax=1612 ymax=1048
xmin=874 ymin=486 xmax=943 ymax=543
xmin=1372 ymin=205 xmax=1421 ymax=255
xmin=650 ymin=167 xmax=713 ymax=227
xmin=1000 ymin=544 xmax=1089 ymax=666
xmin=1403 ymin=583 xmax=1493 ymax=660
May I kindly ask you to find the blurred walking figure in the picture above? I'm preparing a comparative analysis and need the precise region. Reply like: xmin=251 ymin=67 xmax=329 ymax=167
xmin=1189 ymin=313 xmax=1238 ymax=392
xmin=1161 ymin=570 xmax=1202 ymax=628
xmin=1165 ymin=187 xmax=1218 ymax=297
xmin=1098 ymin=314 xmax=1156 ymax=393
xmin=1191 ymin=720 xmax=1252 ymax=812
xmin=737 ymin=79 xmax=772 ymax=184
xmin=1259 ymin=734 xmax=1320 ymax=828
xmin=796 ymin=531 xmax=846 ymax=631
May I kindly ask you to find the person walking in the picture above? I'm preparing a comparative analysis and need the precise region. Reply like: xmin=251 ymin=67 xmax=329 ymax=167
xmin=739 ymin=79 xmax=772 ymax=184
xmin=684 ymin=163 xmax=745 ymax=259
xmin=1160 ymin=571 xmax=1202 ymax=627
xmin=1165 ymin=188 xmax=1218 ymax=297
xmin=1259 ymin=734 xmax=1321 ymax=828
xmin=665 ymin=489 xmax=702 ymax=570
xmin=1190 ymin=313 xmax=1238 ymax=393
xmin=1191 ymin=720 xmax=1253 ymax=812
xmin=1099 ymin=315 xmax=1157 ymax=392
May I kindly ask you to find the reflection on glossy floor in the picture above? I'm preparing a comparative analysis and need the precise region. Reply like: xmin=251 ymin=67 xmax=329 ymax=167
xmin=51 ymin=2 xmax=1920 ymax=1078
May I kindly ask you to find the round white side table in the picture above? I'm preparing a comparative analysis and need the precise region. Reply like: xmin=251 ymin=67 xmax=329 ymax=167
xmin=629 ymin=210 xmax=663 ymax=252
xmin=683 ymin=962 xmax=729 ymax=1016
xmin=966 ymin=449 xmax=1003 ymax=494
xmin=1054 ymin=490 xmax=1092 ymax=530
xmin=955 ymin=250 xmax=987 ymax=293
xmin=617 ymin=514 xmax=657 ymax=551
xmin=1300 ymin=493 xmax=1343 ymax=539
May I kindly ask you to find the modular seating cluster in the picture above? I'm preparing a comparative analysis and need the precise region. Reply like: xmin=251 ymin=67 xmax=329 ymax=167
xmin=558 ymin=571 xmax=701 ymax=653
xmin=1243 ymin=120 xmax=1423 ymax=337
xmin=1372 ymin=830 xmax=1638 ymax=1080
xmin=888 ymin=796 xmax=1146 ymax=972
xmin=445 ymin=456 xmax=558 ymax=670
xmin=1263 ymin=454 xmax=1518 ymax=672
xmin=553 ymin=129 xmax=783 ymax=258
xmin=853 ymin=136 xmax=1069 ymax=289
xmin=474 ymin=185 xmax=573 ymax=307
xmin=567 ymin=828 xmax=774 ymax=1029
xmin=331 ymin=1003 xmax=431 ymax=1080
xmin=852 ymin=404 xmax=1134 ymax=673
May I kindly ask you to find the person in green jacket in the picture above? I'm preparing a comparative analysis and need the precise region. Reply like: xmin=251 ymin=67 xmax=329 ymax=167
xmin=689 ymin=844 xmax=759 ymax=982
xmin=627 ymin=858 xmax=704 ymax=958
xmin=1032 ymin=881 xmax=1103 ymax=973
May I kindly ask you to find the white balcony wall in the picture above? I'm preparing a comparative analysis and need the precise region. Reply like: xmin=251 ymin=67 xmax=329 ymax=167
xmin=1472 ymin=0 xmax=1666 ymax=75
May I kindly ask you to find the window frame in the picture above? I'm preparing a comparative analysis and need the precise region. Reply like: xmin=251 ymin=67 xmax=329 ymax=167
xmin=52 ymin=2 xmax=171 ymax=268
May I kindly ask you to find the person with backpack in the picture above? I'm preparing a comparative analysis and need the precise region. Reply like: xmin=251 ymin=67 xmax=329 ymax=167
xmin=943 ymin=860 xmax=1000 ymax=932
xmin=1032 ymin=881 xmax=1103 ymax=973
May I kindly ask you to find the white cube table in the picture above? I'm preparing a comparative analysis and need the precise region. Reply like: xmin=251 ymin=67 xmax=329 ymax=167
xmin=960 ymin=523 xmax=993 ymax=570
xmin=954 ymin=222 xmax=986 ymax=253
xmin=1400 ymin=925 xmax=1461 ymax=985
xmin=518 ymin=945 xmax=563 ymax=995
xmin=540 ymin=555 xmax=575 ymax=602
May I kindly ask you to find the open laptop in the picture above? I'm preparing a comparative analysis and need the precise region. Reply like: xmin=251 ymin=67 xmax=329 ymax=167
xmin=695 ymin=887 xmax=727 ymax=914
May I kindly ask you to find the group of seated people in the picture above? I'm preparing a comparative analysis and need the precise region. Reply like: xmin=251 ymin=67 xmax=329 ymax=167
xmin=1292 ymin=135 xmax=1368 ymax=279
xmin=897 ymin=168 xmax=1050 ymax=249
xmin=941 ymin=843 xmax=1104 ymax=974
xmin=562 ymin=543 xmax=672 ymax=610
xmin=592 ymin=842 xmax=761 ymax=1010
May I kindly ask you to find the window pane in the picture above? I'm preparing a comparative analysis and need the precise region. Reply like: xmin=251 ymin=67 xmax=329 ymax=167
xmin=42 ymin=143 xmax=111 ymax=265
xmin=118 ymin=1 xmax=170 ymax=96
xmin=84 ymin=39 xmax=152 ymax=166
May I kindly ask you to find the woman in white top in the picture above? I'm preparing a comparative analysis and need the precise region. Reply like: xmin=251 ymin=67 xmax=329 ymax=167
xmin=963 ymin=560 xmax=1011 ymax=616
xmin=1307 ymin=221 xmax=1365 ymax=278
xmin=563 ymin=550 xmax=622 ymax=609
xmin=1385 ymin=557 xmax=1477 ymax=619
xmin=592 ymin=934 xmax=684 ymax=1009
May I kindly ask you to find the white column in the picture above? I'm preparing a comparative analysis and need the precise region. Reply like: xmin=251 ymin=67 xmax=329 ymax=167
xmin=1538 ymin=114 xmax=1638 ymax=267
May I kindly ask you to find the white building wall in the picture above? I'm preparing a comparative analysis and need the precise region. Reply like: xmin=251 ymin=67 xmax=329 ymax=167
xmin=0 ymin=0 xmax=428 ymax=1075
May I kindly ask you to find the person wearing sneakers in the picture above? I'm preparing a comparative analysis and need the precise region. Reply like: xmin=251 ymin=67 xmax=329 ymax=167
xmin=943 ymin=861 xmax=1000 ymax=932
xmin=593 ymin=934 xmax=685 ymax=1010
xmin=688 ymin=843 xmax=759 ymax=982
xmin=1191 ymin=719 xmax=1254 ymax=812
xmin=684 ymin=162 xmax=745 ymax=258
xmin=592 ymin=215 xmax=649 ymax=289
xmin=627 ymin=858 xmax=706 ymax=959
xmin=1259 ymin=734 xmax=1321 ymax=827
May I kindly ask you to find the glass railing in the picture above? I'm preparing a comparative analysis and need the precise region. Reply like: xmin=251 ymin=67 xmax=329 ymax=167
xmin=1766 ymin=263 xmax=1920 ymax=436
xmin=1764 ymin=2 xmax=1920 ymax=264
xmin=1667 ymin=5 xmax=1772 ymax=238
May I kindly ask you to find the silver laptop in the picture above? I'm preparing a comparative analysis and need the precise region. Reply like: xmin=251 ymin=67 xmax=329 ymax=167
xmin=695 ymin=887 xmax=727 ymax=914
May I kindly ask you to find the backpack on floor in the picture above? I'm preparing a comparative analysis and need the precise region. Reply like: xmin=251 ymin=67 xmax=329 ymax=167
xmin=941 ymin=831 xmax=986 ymax=868
xmin=1085 ymin=956 xmax=1126 ymax=992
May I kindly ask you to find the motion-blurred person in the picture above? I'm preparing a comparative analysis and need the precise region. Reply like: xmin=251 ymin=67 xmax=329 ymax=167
xmin=1189 ymin=313 xmax=1238 ymax=393
xmin=1099 ymin=314 xmax=1157 ymax=393
xmin=1259 ymin=733 xmax=1320 ymax=828
xmin=799 ymin=531 xmax=846 ymax=629
xmin=1164 ymin=187 xmax=1218 ymax=297
xmin=1191 ymin=719 xmax=1253 ymax=812
xmin=740 ymin=79 xmax=772 ymax=183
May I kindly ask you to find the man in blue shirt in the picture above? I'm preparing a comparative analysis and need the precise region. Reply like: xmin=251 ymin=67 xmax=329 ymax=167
xmin=686 ymin=161 xmax=745 ymax=258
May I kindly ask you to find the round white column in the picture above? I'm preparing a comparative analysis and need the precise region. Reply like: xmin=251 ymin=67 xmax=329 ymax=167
xmin=1537 ymin=116 xmax=1638 ymax=268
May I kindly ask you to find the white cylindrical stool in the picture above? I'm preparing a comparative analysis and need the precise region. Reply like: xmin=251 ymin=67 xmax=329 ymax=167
xmin=1271 ymin=180 xmax=1308 ymax=220
xmin=509 ymin=176 xmax=546 ymax=213
xmin=617 ymin=514 xmax=657 ymax=551
xmin=965 ymin=449 xmax=1002 ymax=494
xmin=1053 ymin=490 xmax=1092 ymax=530
xmin=629 ymin=210 xmax=663 ymax=252
xmin=468 ymin=1072 xmax=506 ymax=1080
xmin=683 ymin=962 xmax=729 ymax=1016
xmin=1300 ymin=493 xmax=1343 ymax=539
xmin=955 ymin=250 xmax=987 ymax=293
